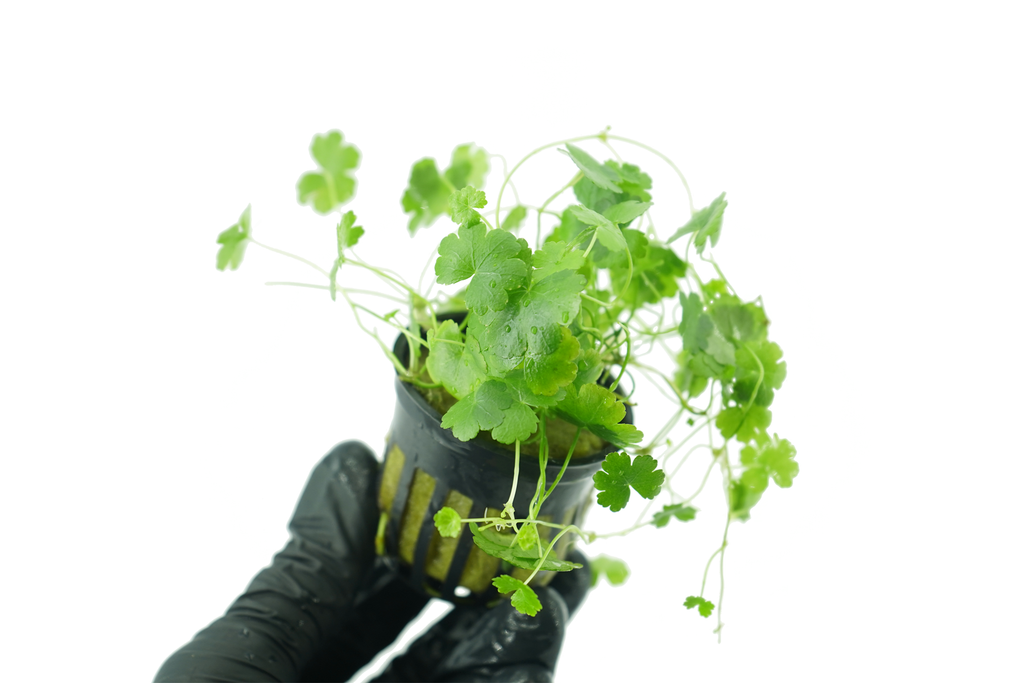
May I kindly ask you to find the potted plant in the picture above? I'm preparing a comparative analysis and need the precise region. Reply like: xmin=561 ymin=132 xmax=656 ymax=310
xmin=214 ymin=128 xmax=797 ymax=639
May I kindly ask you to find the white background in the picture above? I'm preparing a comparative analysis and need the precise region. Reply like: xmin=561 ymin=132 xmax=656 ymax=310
xmin=2 ymin=2 xmax=1022 ymax=681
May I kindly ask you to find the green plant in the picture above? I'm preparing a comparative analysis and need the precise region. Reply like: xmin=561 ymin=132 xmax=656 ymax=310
xmin=215 ymin=128 xmax=797 ymax=640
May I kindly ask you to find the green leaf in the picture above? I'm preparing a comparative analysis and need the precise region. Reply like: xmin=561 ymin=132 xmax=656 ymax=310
xmin=704 ymin=329 xmax=736 ymax=366
xmin=610 ymin=161 xmax=653 ymax=197
xmin=402 ymin=144 xmax=490 ymax=235
xmin=573 ymin=348 xmax=604 ymax=388
xmin=590 ymin=554 xmax=630 ymax=587
xmin=492 ymin=575 xmax=543 ymax=617
xmin=733 ymin=341 xmax=788 ymax=407
xmin=532 ymin=240 xmax=585 ymax=282
xmin=572 ymin=160 xmax=651 ymax=214
xmin=474 ymin=269 xmax=586 ymax=389
xmin=435 ymin=218 xmax=528 ymax=314
xmin=561 ymin=143 xmax=622 ymax=192
xmin=554 ymin=383 xmax=642 ymax=449
xmin=440 ymin=380 xmax=511 ymax=441
xmin=512 ymin=522 xmax=539 ymax=551
xmin=296 ymin=131 xmax=359 ymax=214
xmin=740 ymin=432 xmax=799 ymax=488
xmin=603 ymin=200 xmax=652 ymax=225
xmin=502 ymin=205 xmax=528 ymax=232
xmin=605 ymin=236 xmax=687 ymax=309
xmin=502 ymin=369 xmax=565 ymax=408
xmin=709 ymin=302 xmax=766 ymax=345
xmin=426 ymin=320 xmax=488 ymax=398
xmin=568 ymin=204 xmax=627 ymax=252
xmin=402 ymin=158 xmax=449 ymax=235
xmin=593 ymin=452 xmax=665 ymax=512
xmin=716 ymin=404 xmax=773 ymax=443
xmin=444 ymin=143 xmax=489 ymax=191
xmin=449 ymin=186 xmax=488 ymax=225
xmin=491 ymin=400 xmax=540 ymax=444
xmin=441 ymin=380 xmax=538 ymax=444
xmin=433 ymin=506 xmax=462 ymax=538
xmin=524 ymin=326 xmax=580 ymax=397
xmin=731 ymin=431 xmax=797 ymax=520
xmin=652 ymin=504 xmax=697 ymax=528
xmin=215 ymin=205 xmax=252 ymax=271
xmin=679 ymin=292 xmax=714 ymax=353
xmin=328 ymin=211 xmax=365 ymax=302
xmin=336 ymin=210 xmax=364 ymax=256
xmin=470 ymin=524 xmax=583 ymax=572
xmin=573 ymin=178 xmax=623 ymax=215
xmin=684 ymin=595 xmax=715 ymax=618
xmin=667 ymin=193 xmax=728 ymax=253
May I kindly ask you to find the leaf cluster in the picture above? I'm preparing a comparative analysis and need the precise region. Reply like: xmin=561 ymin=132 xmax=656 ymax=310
xmin=401 ymin=144 xmax=491 ymax=235
xmin=213 ymin=130 xmax=798 ymax=629
xmin=428 ymin=187 xmax=642 ymax=448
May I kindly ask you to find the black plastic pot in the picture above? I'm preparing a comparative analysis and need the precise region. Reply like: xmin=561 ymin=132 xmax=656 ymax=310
xmin=377 ymin=317 xmax=632 ymax=606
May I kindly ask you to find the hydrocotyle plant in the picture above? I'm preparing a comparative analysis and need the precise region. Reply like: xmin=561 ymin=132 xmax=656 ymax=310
xmin=214 ymin=128 xmax=797 ymax=640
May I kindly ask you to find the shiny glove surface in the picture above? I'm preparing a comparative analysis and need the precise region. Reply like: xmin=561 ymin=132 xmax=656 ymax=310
xmin=155 ymin=441 xmax=589 ymax=682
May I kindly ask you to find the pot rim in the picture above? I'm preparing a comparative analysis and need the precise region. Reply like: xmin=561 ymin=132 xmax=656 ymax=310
xmin=391 ymin=313 xmax=632 ymax=471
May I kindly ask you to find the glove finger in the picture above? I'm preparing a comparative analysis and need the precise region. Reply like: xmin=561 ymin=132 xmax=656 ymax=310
xmin=547 ymin=548 xmax=591 ymax=620
xmin=156 ymin=441 xmax=389 ymax=682
xmin=298 ymin=558 xmax=430 ymax=682
xmin=370 ymin=600 xmax=490 ymax=682
xmin=436 ymin=585 xmax=568 ymax=682
xmin=372 ymin=583 xmax=571 ymax=682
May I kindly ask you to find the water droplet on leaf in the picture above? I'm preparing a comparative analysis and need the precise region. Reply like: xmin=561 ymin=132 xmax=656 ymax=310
xmin=562 ymin=312 xmax=569 ymax=323
xmin=490 ymin=281 xmax=497 ymax=288
xmin=505 ymin=325 xmax=511 ymax=333
xmin=530 ymin=326 xmax=538 ymax=334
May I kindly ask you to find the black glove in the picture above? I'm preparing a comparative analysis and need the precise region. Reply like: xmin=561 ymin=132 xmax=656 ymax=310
xmin=155 ymin=441 xmax=590 ymax=682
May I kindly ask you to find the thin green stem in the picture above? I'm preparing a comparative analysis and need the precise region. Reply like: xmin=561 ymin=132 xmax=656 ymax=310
xmin=524 ymin=525 xmax=579 ymax=585
xmin=601 ymin=138 xmax=624 ymax=163
xmin=536 ymin=171 xmax=583 ymax=249
xmin=250 ymin=239 xmax=330 ymax=279
xmin=528 ymin=413 xmax=549 ymax=520
xmin=700 ymin=545 xmax=725 ymax=597
xmin=680 ymin=455 xmax=717 ymax=505
xmin=502 ymin=440 xmax=522 ymax=529
xmin=338 ymin=289 xmax=408 ymax=375
xmin=352 ymin=302 xmax=427 ymax=348
xmin=610 ymin=246 xmax=634 ymax=305
xmin=716 ymin=517 xmax=732 ymax=643
xmin=495 ymin=132 xmax=606 ymax=230
xmin=461 ymin=517 xmax=573 ymax=531
xmin=658 ymin=417 xmax=714 ymax=462
xmin=605 ymin=134 xmax=695 ymax=214
xmin=343 ymin=258 xmax=419 ymax=298
xmin=609 ymin=325 xmax=631 ymax=392
xmin=491 ymin=153 xmax=522 ymax=206
xmin=641 ymin=408 xmax=684 ymax=453
xmin=702 ymin=253 xmax=738 ymax=296
xmin=581 ymin=227 xmax=600 ymax=259
xmin=543 ymin=428 xmax=581 ymax=503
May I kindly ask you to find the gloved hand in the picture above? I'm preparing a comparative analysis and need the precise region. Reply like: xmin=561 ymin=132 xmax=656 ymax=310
xmin=155 ymin=441 xmax=590 ymax=682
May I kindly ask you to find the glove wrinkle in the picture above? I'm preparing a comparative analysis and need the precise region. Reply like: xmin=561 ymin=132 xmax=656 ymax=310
xmin=373 ymin=586 xmax=569 ymax=683
xmin=155 ymin=442 xmax=380 ymax=683
xmin=437 ymin=587 xmax=567 ymax=680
